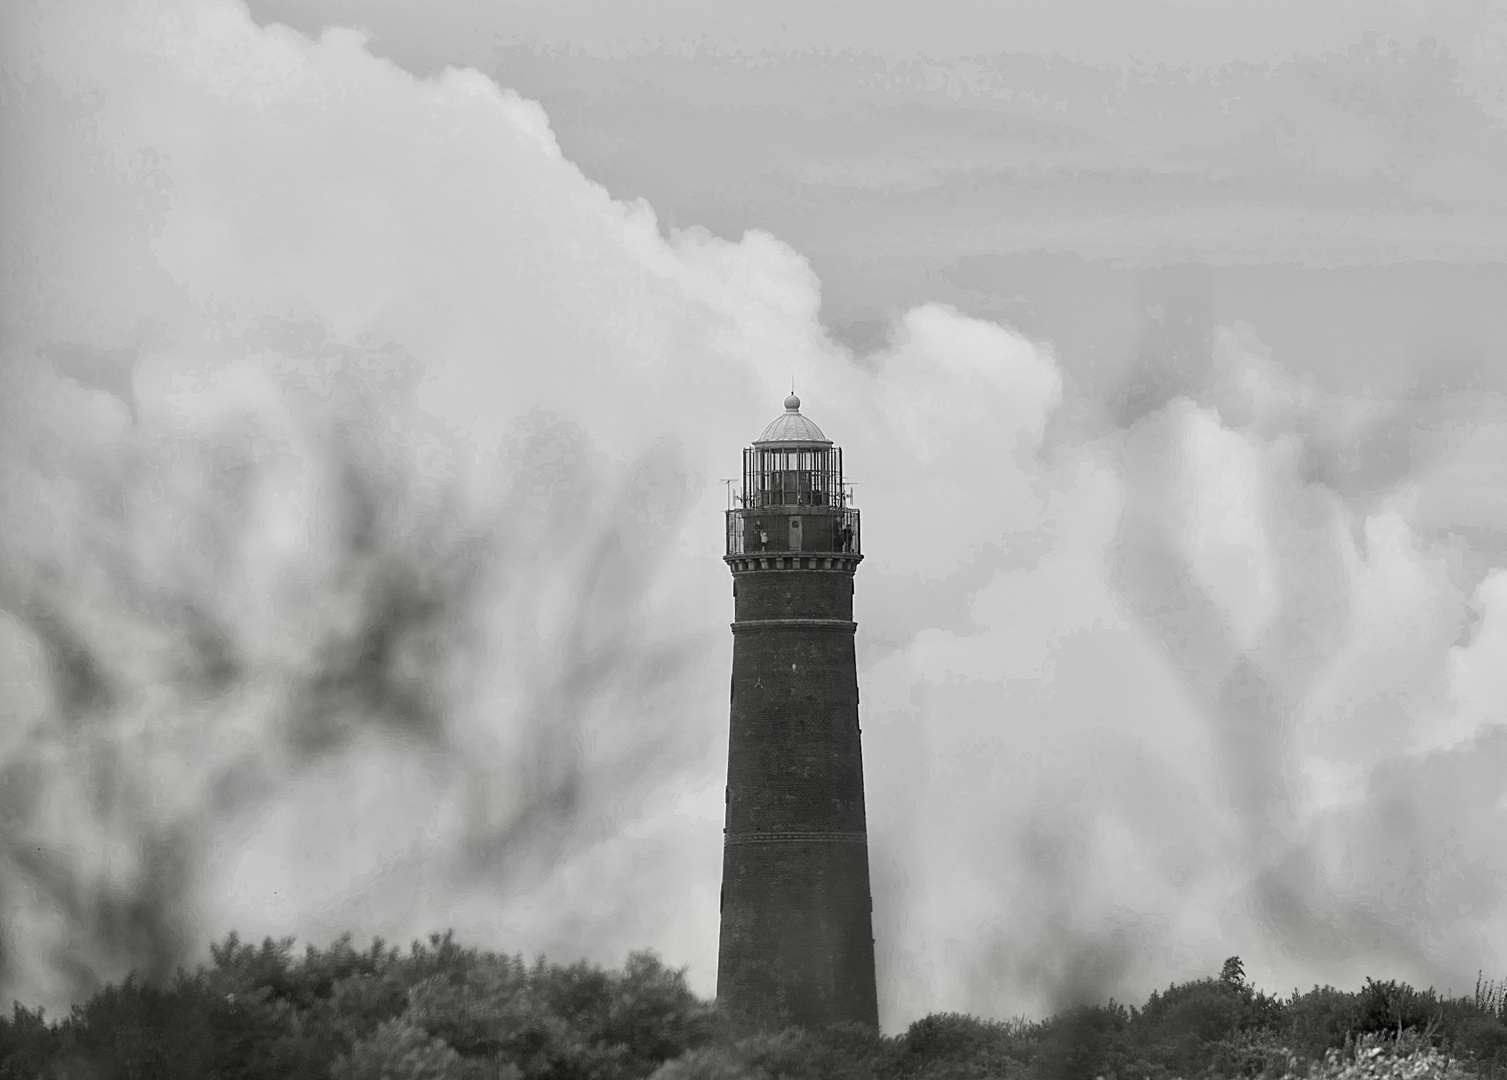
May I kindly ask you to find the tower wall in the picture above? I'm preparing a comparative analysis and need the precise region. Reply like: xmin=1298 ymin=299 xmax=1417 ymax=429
xmin=717 ymin=564 xmax=879 ymax=1029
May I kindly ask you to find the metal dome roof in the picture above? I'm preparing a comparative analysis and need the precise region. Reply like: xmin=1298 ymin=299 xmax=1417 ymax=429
xmin=754 ymin=394 xmax=830 ymax=445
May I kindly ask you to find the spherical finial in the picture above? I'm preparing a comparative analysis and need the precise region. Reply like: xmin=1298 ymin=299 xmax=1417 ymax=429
xmin=784 ymin=392 xmax=801 ymax=412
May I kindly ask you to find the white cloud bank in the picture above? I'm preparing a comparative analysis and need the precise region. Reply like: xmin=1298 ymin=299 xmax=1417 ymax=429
xmin=2 ymin=0 xmax=1506 ymax=1028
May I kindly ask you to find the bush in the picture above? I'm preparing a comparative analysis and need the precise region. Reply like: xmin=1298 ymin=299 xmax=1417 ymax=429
xmin=57 ymin=977 xmax=218 ymax=1079
xmin=332 ymin=1017 xmax=490 ymax=1080
xmin=1029 ymin=1002 xmax=1130 ymax=1080
xmin=1302 ymin=1031 xmax=1473 ymax=1079
xmin=892 ymin=1013 xmax=1036 ymax=1079
xmin=10 ymin=935 xmax=1507 ymax=1080
xmin=1279 ymin=985 xmax=1364 ymax=1061
xmin=0 ymin=1004 xmax=64 ymax=1080
xmin=1355 ymin=979 xmax=1442 ymax=1039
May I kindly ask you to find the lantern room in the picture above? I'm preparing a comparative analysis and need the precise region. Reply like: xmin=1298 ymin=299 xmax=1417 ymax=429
xmin=726 ymin=394 xmax=860 ymax=557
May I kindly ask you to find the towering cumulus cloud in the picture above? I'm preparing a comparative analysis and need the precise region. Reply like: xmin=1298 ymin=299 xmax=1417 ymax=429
xmin=0 ymin=0 xmax=814 ymax=1009
xmin=2 ymin=0 xmax=1506 ymax=1027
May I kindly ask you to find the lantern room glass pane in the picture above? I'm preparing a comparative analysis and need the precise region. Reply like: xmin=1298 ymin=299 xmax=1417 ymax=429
xmin=742 ymin=445 xmax=847 ymax=509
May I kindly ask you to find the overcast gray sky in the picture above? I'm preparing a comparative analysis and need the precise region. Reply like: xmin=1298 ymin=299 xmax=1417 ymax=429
xmin=245 ymin=0 xmax=1507 ymax=391
xmin=3 ymin=0 xmax=1507 ymax=1029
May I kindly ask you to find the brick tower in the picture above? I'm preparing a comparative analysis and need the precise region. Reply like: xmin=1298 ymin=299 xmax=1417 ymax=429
xmin=717 ymin=393 xmax=878 ymax=1029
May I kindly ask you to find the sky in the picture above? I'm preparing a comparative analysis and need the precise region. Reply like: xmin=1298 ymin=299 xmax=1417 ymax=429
xmin=2 ymin=0 xmax=1507 ymax=1031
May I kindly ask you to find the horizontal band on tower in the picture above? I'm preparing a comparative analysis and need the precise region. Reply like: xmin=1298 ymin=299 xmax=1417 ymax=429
xmin=724 ymin=831 xmax=869 ymax=846
xmin=731 ymin=618 xmax=857 ymax=633
xmin=725 ymin=554 xmax=863 ymax=573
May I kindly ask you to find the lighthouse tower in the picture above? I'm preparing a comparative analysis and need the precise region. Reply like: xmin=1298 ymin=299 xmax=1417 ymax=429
xmin=717 ymin=394 xmax=878 ymax=1029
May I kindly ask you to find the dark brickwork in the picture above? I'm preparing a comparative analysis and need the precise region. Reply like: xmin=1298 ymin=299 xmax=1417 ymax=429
xmin=733 ymin=570 xmax=854 ymax=621
xmin=717 ymin=562 xmax=879 ymax=1029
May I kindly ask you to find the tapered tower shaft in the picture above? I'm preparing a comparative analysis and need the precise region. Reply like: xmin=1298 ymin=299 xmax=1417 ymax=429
xmin=716 ymin=395 xmax=877 ymax=1029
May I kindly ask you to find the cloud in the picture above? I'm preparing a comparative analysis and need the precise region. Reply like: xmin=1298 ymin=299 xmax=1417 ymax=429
xmin=0 ymin=0 xmax=772 ymax=1007
xmin=4 ymin=0 xmax=1507 ymax=1032
xmin=254 ymin=0 xmax=1507 ymax=87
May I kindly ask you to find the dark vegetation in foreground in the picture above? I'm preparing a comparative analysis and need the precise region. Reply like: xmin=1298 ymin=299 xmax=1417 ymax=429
xmin=3 ymin=938 xmax=1507 ymax=1079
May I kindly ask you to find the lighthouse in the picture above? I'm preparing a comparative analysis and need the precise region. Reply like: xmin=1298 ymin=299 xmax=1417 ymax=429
xmin=716 ymin=393 xmax=878 ymax=1029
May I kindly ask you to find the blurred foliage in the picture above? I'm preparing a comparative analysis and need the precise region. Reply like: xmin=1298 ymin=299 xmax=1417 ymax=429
xmin=3 ymin=942 xmax=1507 ymax=1078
